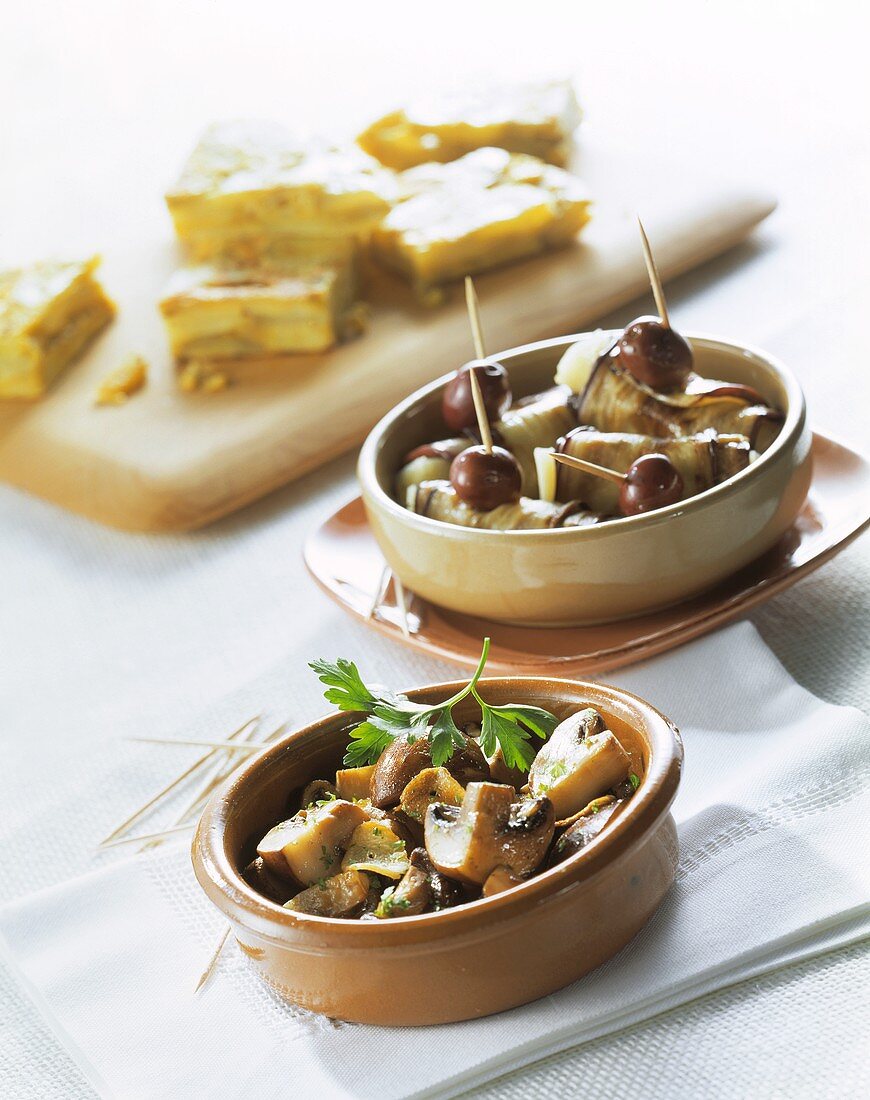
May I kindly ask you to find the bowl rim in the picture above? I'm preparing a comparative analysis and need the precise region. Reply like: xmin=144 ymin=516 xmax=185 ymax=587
xmin=357 ymin=330 xmax=807 ymax=540
xmin=193 ymin=675 xmax=683 ymax=946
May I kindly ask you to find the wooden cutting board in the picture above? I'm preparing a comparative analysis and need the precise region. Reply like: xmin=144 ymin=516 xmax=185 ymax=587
xmin=0 ymin=138 xmax=775 ymax=532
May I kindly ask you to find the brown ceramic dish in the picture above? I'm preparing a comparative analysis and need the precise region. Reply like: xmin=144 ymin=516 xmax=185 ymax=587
xmin=357 ymin=332 xmax=813 ymax=626
xmin=193 ymin=676 xmax=683 ymax=1026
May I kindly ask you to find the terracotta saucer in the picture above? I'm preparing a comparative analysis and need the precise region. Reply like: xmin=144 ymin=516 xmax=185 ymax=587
xmin=303 ymin=433 xmax=870 ymax=674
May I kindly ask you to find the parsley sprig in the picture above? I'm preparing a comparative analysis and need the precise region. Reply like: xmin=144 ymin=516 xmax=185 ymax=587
xmin=309 ymin=638 xmax=558 ymax=771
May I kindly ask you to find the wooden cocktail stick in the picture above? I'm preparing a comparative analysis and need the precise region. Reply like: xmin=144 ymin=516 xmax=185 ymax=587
xmin=393 ymin=574 xmax=411 ymax=639
xmin=637 ymin=217 xmax=670 ymax=328
xmin=128 ymin=737 xmax=263 ymax=753
xmin=464 ymin=277 xmax=494 ymax=454
xmin=551 ymin=451 xmax=625 ymax=485
xmin=464 ymin=276 xmax=486 ymax=359
xmin=98 ymin=715 xmax=261 ymax=846
xmin=98 ymin=822 xmax=195 ymax=850
xmin=195 ymin=925 xmax=231 ymax=994
xmin=366 ymin=564 xmax=392 ymax=621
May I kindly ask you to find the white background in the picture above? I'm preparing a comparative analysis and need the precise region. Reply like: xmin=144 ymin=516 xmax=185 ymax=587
xmin=1 ymin=1 xmax=869 ymax=1097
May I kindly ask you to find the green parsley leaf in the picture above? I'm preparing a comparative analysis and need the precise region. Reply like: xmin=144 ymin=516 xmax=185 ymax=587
xmin=343 ymin=720 xmax=394 ymax=767
xmin=487 ymin=703 xmax=558 ymax=741
xmin=629 ymin=773 xmax=640 ymax=791
xmin=428 ymin=708 xmax=463 ymax=767
xmin=309 ymin=658 xmax=376 ymax=712
xmin=479 ymin=706 xmax=538 ymax=772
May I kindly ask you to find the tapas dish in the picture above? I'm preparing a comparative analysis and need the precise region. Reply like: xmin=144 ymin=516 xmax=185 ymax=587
xmin=357 ymin=231 xmax=813 ymax=624
xmin=193 ymin=652 xmax=683 ymax=1024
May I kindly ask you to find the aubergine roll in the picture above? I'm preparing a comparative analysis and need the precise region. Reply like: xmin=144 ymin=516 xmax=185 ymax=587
xmin=490 ymin=386 xmax=578 ymax=494
xmin=395 ymin=438 xmax=467 ymax=500
xmin=559 ymin=339 xmax=783 ymax=453
xmin=408 ymin=480 xmax=600 ymax=531
xmin=536 ymin=428 xmax=752 ymax=512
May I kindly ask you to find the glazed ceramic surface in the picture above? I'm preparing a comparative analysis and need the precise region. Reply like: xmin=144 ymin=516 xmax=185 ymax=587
xmin=357 ymin=333 xmax=813 ymax=626
xmin=306 ymin=432 xmax=869 ymax=673
xmin=193 ymin=677 xmax=683 ymax=1026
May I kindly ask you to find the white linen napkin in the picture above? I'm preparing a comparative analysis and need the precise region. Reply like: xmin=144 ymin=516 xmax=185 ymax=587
xmin=1 ymin=623 xmax=868 ymax=1100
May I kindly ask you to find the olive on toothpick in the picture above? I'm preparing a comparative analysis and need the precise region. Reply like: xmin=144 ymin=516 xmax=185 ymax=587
xmin=449 ymin=277 xmax=523 ymax=511
xmin=618 ymin=453 xmax=684 ymax=515
xmin=442 ymin=358 xmax=511 ymax=433
xmin=550 ymin=450 xmax=684 ymax=516
xmin=450 ymin=444 xmax=522 ymax=511
xmin=617 ymin=219 xmax=693 ymax=391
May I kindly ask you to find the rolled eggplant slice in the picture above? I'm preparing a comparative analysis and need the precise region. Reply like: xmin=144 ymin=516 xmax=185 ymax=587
xmin=409 ymin=480 xmax=600 ymax=530
xmin=395 ymin=438 xmax=467 ymax=501
xmin=572 ymin=349 xmax=783 ymax=452
xmin=492 ymin=386 xmax=577 ymax=494
xmin=547 ymin=428 xmax=752 ymax=512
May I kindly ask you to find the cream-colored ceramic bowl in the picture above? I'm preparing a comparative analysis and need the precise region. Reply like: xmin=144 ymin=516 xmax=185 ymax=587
xmin=358 ymin=333 xmax=812 ymax=626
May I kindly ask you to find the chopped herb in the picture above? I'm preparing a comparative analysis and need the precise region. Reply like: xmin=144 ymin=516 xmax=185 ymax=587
xmin=316 ymin=878 xmax=328 ymax=890
xmin=319 ymin=845 xmax=335 ymax=869
xmin=549 ymin=761 xmax=568 ymax=781
xmin=312 ymin=639 xmax=558 ymax=769
xmin=313 ymin=791 xmax=337 ymax=806
xmin=372 ymin=826 xmax=382 ymax=837
xmin=375 ymin=886 xmax=411 ymax=918
xmin=629 ymin=773 xmax=640 ymax=791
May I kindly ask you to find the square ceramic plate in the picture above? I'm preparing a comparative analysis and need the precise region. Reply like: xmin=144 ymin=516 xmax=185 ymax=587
xmin=303 ymin=433 xmax=869 ymax=673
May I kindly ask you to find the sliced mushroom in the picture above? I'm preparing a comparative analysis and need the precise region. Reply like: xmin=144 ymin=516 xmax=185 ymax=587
xmin=335 ymin=765 xmax=376 ymax=802
xmin=300 ymin=779 xmax=338 ymax=808
xmin=549 ymin=799 xmax=622 ymax=868
xmin=256 ymin=799 xmax=369 ymax=885
xmin=424 ymin=782 xmax=555 ymax=886
xmin=408 ymin=847 xmax=464 ymax=910
xmin=358 ymin=876 xmax=385 ymax=919
xmin=370 ymin=733 xmax=489 ymax=808
xmin=284 ymin=870 xmax=370 ymax=917
xmin=399 ymin=766 xmax=466 ymax=822
xmin=486 ymin=746 xmax=529 ymax=789
xmin=376 ymin=864 xmax=432 ymax=919
xmin=482 ymin=865 xmax=528 ymax=898
xmin=555 ymin=793 xmax=616 ymax=829
xmin=528 ymin=708 xmax=630 ymax=819
xmin=340 ymin=820 xmax=410 ymax=879
xmin=242 ymin=857 xmax=298 ymax=906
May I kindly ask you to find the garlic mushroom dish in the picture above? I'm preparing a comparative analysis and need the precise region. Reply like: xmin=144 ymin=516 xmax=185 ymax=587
xmin=243 ymin=640 xmax=641 ymax=919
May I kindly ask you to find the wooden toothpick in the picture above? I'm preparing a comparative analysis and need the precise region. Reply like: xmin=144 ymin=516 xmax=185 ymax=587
xmin=464 ymin=276 xmax=494 ymax=454
xmin=551 ymin=451 xmax=626 ymax=486
xmin=128 ymin=737 xmax=263 ymax=753
xmin=195 ymin=925 xmax=231 ymax=994
xmin=392 ymin=574 xmax=411 ymax=639
xmin=98 ymin=823 xmax=195 ymax=850
xmin=464 ymin=276 xmax=486 ymax=359
xmin=98 ymin=715 xmax=261 ymax=846
xmin=366 ymin=564 xmax=392 ymax=621
xmin=637 ymin=217 xmax=670 ymax=328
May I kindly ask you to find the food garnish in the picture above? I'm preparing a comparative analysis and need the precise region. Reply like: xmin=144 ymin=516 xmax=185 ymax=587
xmin=310 ymin=637 xmax=558 ymax=771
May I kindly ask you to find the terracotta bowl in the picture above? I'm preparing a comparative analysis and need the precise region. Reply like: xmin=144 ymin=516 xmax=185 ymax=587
xmin=357 ymin=332 xmax=813 ymax=626
xmin=192 ymin=676 xmax=683 ymax=1026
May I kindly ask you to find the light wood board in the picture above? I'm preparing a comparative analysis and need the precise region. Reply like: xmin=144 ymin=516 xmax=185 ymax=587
xmin=0 ymin=138 xmax=775 ymax=531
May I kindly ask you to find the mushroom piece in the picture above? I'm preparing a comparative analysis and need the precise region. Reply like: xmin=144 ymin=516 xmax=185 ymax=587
xmin=335 ymin=765 xmax=376 ymax=801
xmin=486 ymin=746 xmax=529 ymax=790
xmin=256 ymin=799 xmax=369 ymax=885
xmin=370 ymin=733 xmax=489 ymax=809
xmin=242 ymin=857 xmax=298 ymax=906
xmin=300 ymin=779 xmax=338 ymax=808
xmin=408 ymin=847 xmax=464 ymax=910
xmin=284 ymin=870 xmax=370 ymax=917
xmin=375 ymin=864 xmax=432 ymax=919
xmin=528 ymin=708 xmax=630 ymax=820
xmin=482 ymin=865 xmax=528 ymax=898
xmin=340 ymin=820 xmax=410 ymax=880
xmin=424 ymin=782 xmax=555 ymax=886
xmin=549 ymin=799 xmax=623 ymax=868
xmin=399 ymin=766 xmax=466 ymax=823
